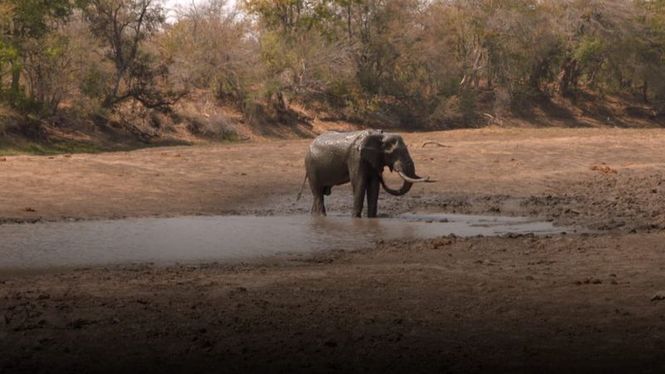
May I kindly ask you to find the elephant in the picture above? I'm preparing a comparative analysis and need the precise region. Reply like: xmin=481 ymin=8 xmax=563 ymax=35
xmin=298 ymin=129 xmax=431 ymax=218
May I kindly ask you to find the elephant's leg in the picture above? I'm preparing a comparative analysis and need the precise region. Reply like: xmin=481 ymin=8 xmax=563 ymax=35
xmin=351 ymin=177 xmax=367 ymax=218
xmin=312 ymin=192 xmax=326 ymax=216
xmin=309 ymin=179 xmax=326 ymax=216
xmin=366 ymin=176 xmax=380 ymax=218
xmin=311 ymin=190 xmax=326 ymax=216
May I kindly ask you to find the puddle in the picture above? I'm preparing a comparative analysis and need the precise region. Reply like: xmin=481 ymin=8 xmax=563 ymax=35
xmin=0 ymin=214 xmax=574 ymax=273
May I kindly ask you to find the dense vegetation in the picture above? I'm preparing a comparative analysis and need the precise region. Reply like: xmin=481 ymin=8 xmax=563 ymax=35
xmin=2 ymin=0 xmax=665 ymax=134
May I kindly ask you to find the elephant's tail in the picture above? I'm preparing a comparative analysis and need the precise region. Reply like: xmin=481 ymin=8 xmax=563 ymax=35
xmin=296 ymin=174 xmax=308 ymax=201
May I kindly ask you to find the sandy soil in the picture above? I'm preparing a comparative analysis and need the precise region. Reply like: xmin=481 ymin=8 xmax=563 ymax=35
xmin=2 ymin=128 xmax=665 ymax=372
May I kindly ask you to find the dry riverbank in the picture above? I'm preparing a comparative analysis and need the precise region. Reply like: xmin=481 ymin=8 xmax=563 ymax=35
xmin=2 ymin=128 xmax=665 ymax=372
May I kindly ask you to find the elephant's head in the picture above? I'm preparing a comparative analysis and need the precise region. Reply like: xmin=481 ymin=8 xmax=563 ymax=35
xmin=359 ymin=131 xmax=430 ymax=196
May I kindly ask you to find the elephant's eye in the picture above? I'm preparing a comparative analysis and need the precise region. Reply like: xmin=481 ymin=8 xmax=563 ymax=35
xmin=385 ymin=141 xmax=398 ymax=153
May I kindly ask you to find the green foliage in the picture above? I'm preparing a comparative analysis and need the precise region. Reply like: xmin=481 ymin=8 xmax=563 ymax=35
xmin=0 ymin=0 xmax=74 ymax=105
xmin=574 ymin=37 xmax=604 ymax=65
xmin=7 ymin=0 xmax=73 ymax=38
xmin=4 ymin=0 xmax=665 ymax=131
xmin=80 ymin=64 xmax=110 ymax=100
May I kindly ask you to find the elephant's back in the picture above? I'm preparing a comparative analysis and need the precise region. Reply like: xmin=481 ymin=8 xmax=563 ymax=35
xmin=308 ymin=131 xmax=363 ymax=161
xmin=307 ymin=131 xmax=360 ymax=177
xmin=311 ymin=130 xmax=364 ymax=149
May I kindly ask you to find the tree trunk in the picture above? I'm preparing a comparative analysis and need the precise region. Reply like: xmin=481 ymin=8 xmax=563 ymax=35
xmin=347 ymin=4 xmax=352 ymax=40
xmin=529 ymin=60 xmax=546 ymax=92
xmin=557 ymin=57 xmax=579 ymax=97
xmin=10 ymin=61 xmax=20 ymax=103
xmin=103 ymin=71 xmax=124 ymax=108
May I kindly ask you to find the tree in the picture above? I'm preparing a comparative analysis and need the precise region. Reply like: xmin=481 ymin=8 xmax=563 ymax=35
xmin=161 ymin=0 xmax=257 ymax=104
xmin=81 ymin=0 xmax=180 ymax=109
xmin=0 ymin=0 xmax=73 ymax=104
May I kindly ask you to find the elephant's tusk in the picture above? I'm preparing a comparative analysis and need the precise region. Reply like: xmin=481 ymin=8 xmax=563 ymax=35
xmin=397 ymin=171 xmax=430 ymax=183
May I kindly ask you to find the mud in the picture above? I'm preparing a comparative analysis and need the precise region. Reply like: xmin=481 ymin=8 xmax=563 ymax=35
xmin=3 ymin=128 xmax=665 ymax=373
xmin=0 ymin=128 xmax=664 ymax=232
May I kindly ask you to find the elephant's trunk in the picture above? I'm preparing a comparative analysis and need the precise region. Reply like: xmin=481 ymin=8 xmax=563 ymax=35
xmin=380 ymin=159 xmax=428 ymax=196
xmin=380 ymin=175 xmax=412 ymax=196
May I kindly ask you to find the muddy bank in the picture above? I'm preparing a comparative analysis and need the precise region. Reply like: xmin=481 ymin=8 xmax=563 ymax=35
xmin=1 ymin=128 xmax=665 ymax=232
xmin=3 ymin=128 xmax=665 ymax=372
xmin=2 ymin=232 xmax=665 ymax=373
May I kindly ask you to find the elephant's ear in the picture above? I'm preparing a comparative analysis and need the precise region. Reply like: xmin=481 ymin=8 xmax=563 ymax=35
xmin=359 ymin=133 xmax=384 ymax=170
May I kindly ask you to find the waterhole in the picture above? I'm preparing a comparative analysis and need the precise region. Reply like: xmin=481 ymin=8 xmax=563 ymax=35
xmin=0 ymin=214 xmax=574 ymax=273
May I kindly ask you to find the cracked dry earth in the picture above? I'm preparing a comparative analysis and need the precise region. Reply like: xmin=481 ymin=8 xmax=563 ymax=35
xmin=2 ymin=128 xmax=665 ymax=373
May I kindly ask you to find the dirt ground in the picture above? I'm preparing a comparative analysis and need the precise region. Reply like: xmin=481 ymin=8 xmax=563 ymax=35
xmin=2 ymin=128 xmax=665 ymax=373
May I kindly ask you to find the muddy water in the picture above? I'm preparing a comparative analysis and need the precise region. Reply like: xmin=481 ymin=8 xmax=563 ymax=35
xmin=0 ymin=214 xmax=573 ymax=272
